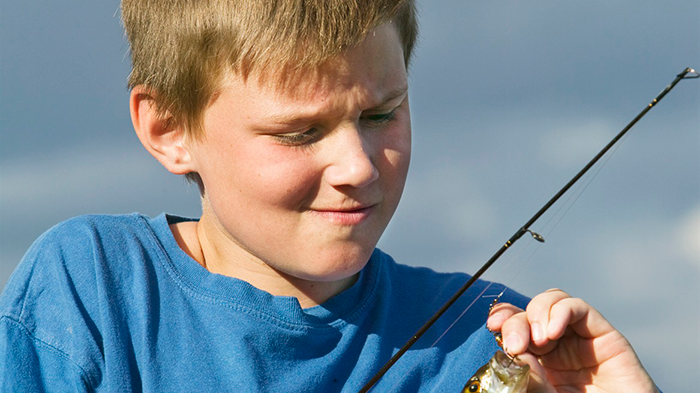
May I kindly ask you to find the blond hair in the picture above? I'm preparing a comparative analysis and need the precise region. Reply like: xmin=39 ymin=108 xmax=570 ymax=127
xmin=121 ymin=0 xmax=418 ymax=139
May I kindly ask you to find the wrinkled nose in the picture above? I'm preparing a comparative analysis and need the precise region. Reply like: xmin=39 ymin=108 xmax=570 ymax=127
xmin=324 ymin=127 xmax=379 ymax=188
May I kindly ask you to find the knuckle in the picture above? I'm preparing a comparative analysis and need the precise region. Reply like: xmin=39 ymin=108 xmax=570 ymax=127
xmin=544 ymin=288 xmax=570 ymax=297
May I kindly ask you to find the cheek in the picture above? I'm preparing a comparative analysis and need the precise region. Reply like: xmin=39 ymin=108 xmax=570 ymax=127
xmin=205 ymin=143 xmax=321 ymax=212
xmin=254 ymin=157 xmax=321 ymax=207
xmin=380 ymin=119 xmax=412 ymax=180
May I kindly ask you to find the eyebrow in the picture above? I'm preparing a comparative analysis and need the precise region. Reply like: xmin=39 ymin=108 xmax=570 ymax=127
xmin=377 ymin=85 xmax=409 ymax=106
xmin=262 ymin=85 xmax=409 ymax=127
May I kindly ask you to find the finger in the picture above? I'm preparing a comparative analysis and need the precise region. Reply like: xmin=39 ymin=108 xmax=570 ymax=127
xmin=525 ymin=288 xmax=571 ymax=347
xmin=487 ymin=302 xmax=522 ymax=332
xmin=500 ymin=311 xmax=531 ymax=355
xmin=547 ymin=296 xmax=615 ymax=340
xmin=494 ymin=307 xmax=559 ymax=357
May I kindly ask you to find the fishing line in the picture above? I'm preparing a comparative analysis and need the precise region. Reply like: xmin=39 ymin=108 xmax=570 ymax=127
xmin=358 ymin=68 xmax=698 ymax=393
xmin=414 ymin=127 xmax=631 ymax=380
xmin=428 ymin=229 xmax=544 ymax=347
xmin=536 ymin=129 xmax=633 ymax=242
xmin=424 ymin=234 xmax=543 ymax=353
xmin=425 ymin=126 xmax=635 ymax=351
xmin=382 ymin=238 xmax=545 ymax=392
xmin=428 ymin=282 xmax=494 ymax=348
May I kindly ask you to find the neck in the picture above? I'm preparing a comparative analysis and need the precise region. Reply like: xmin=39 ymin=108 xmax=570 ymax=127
xmin=170 ymin=212 xmax=358 ymax=308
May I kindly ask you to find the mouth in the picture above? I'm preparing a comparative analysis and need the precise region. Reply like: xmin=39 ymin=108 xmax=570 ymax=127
xmin=310 ymin=205 xmax=376 ymax=225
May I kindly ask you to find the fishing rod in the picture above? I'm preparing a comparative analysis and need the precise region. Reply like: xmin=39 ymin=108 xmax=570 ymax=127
xmin=358 ymin=67 xmax=699 ymax=393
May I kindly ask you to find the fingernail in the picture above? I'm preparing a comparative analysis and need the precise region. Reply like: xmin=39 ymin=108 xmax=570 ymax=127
xmin=531 ymin=322 xmax=544 ymax=342
xmin=488 ymin=312 xmax=505 ymax=327
xmin=505 ymin=333 xmax=522 ymax=351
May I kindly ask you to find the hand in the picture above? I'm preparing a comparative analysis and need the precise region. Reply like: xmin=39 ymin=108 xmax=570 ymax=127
xmin=487 ymin=289 xmax=659 ymax=393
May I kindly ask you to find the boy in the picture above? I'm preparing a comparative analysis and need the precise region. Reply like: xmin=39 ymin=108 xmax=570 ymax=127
xmin=1 ymin=0 xmax=660 ymax=391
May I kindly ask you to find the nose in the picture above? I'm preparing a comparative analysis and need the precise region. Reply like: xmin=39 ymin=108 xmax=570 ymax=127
xmin=324 ymin=125 xmax=379 ymax=188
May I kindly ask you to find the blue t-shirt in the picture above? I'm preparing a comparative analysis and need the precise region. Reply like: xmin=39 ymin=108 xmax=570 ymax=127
xmin=1 ymin=213 xmax=529 ymax=392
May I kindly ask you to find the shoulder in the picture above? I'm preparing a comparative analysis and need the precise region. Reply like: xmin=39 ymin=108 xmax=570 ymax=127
xmin=371 ymin=248 xmax=530 ymax=325
xmin=1 ymin=213 xmax=165 ymax=319
xmin=8 ymin=214 xmax=152 ymax=282
xmin=375 ymin=249 xmax=528 ymax=304
xmin=20 ymin=213 xmax=173 ymax=265
xmin=0 ymin=214 xmax=158 ymax=387
xmin=366 ymin=250 xmax=531 ymax=381
xmin=0 ymin=213 xmax=176 ymax=380
xmin=379 ymin=251 xmax=471 ymax=289
xmin=36 ymin=213 xmax=155 ymax=246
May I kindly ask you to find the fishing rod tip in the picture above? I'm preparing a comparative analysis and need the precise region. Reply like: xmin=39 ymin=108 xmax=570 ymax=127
xmin=682 ymin=68 xmax=699 ymax=78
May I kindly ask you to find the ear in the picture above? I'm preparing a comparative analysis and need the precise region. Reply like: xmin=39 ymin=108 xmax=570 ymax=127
xmin=130 ymin=86 xmax=196 ymax=175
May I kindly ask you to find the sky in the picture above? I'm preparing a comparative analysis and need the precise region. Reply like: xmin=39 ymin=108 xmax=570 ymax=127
xmin=1 ymin=1 xmax=698 ymax=391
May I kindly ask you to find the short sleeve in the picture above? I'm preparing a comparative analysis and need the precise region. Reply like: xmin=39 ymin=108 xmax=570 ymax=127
xmin=0 ymin=217 xmax=107 ymax=391
xmin=1 ymin=316 xmax=89 ymax=392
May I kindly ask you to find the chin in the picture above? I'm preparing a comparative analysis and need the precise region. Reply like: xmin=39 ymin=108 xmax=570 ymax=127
xmin=293 ymin=247 xmax=373 ymax=283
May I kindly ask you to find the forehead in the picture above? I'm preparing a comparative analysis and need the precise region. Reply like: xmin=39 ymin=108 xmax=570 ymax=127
xmin=215 ymin=22 xmax=407 ymax=115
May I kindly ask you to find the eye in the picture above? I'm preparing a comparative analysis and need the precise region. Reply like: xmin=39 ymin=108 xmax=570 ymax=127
xmin=361 ymin=109 xmax=397 ymax=128
xmin=464 ymin=377 xmax=481 ymax=393
xmin=272 ymin=128 xmax=319 ymax=146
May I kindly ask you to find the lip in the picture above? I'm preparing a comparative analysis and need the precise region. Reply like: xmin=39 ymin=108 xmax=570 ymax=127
xmin=310 ymin=205 xmax=375 ymax=225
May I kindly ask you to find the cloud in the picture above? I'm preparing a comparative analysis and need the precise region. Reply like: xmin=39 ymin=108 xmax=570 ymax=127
xmin=1 ymin=144 xmax=157 ymax=211
xmin=537 ymin=119 xmax=616 ymax=170
xmin=676 ymin=205 xmax=700 ymax=265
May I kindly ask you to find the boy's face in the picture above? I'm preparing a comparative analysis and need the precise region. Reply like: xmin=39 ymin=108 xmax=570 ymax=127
xmin=186 ymin=22 xmax=410 ymax=285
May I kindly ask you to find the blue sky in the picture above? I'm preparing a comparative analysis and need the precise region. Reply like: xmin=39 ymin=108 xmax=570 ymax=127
xmin=1 ymin=1 xmax=698 ymax=391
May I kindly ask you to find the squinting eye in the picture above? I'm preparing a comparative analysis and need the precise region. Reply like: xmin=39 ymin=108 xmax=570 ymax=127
xmin=362 ymin=109 xmax=397 ymax=127
xmin=272 ymin=129 xmax=319 ymax=146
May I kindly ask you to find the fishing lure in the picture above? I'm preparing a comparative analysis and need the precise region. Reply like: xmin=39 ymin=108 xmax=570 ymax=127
xmin=357 ymin=68 xmax=698 ymax=393
xmin=461 ymin=297 xmax=530 ymax=393
xmin=461 ymin=350 xmax=529 ymax=393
